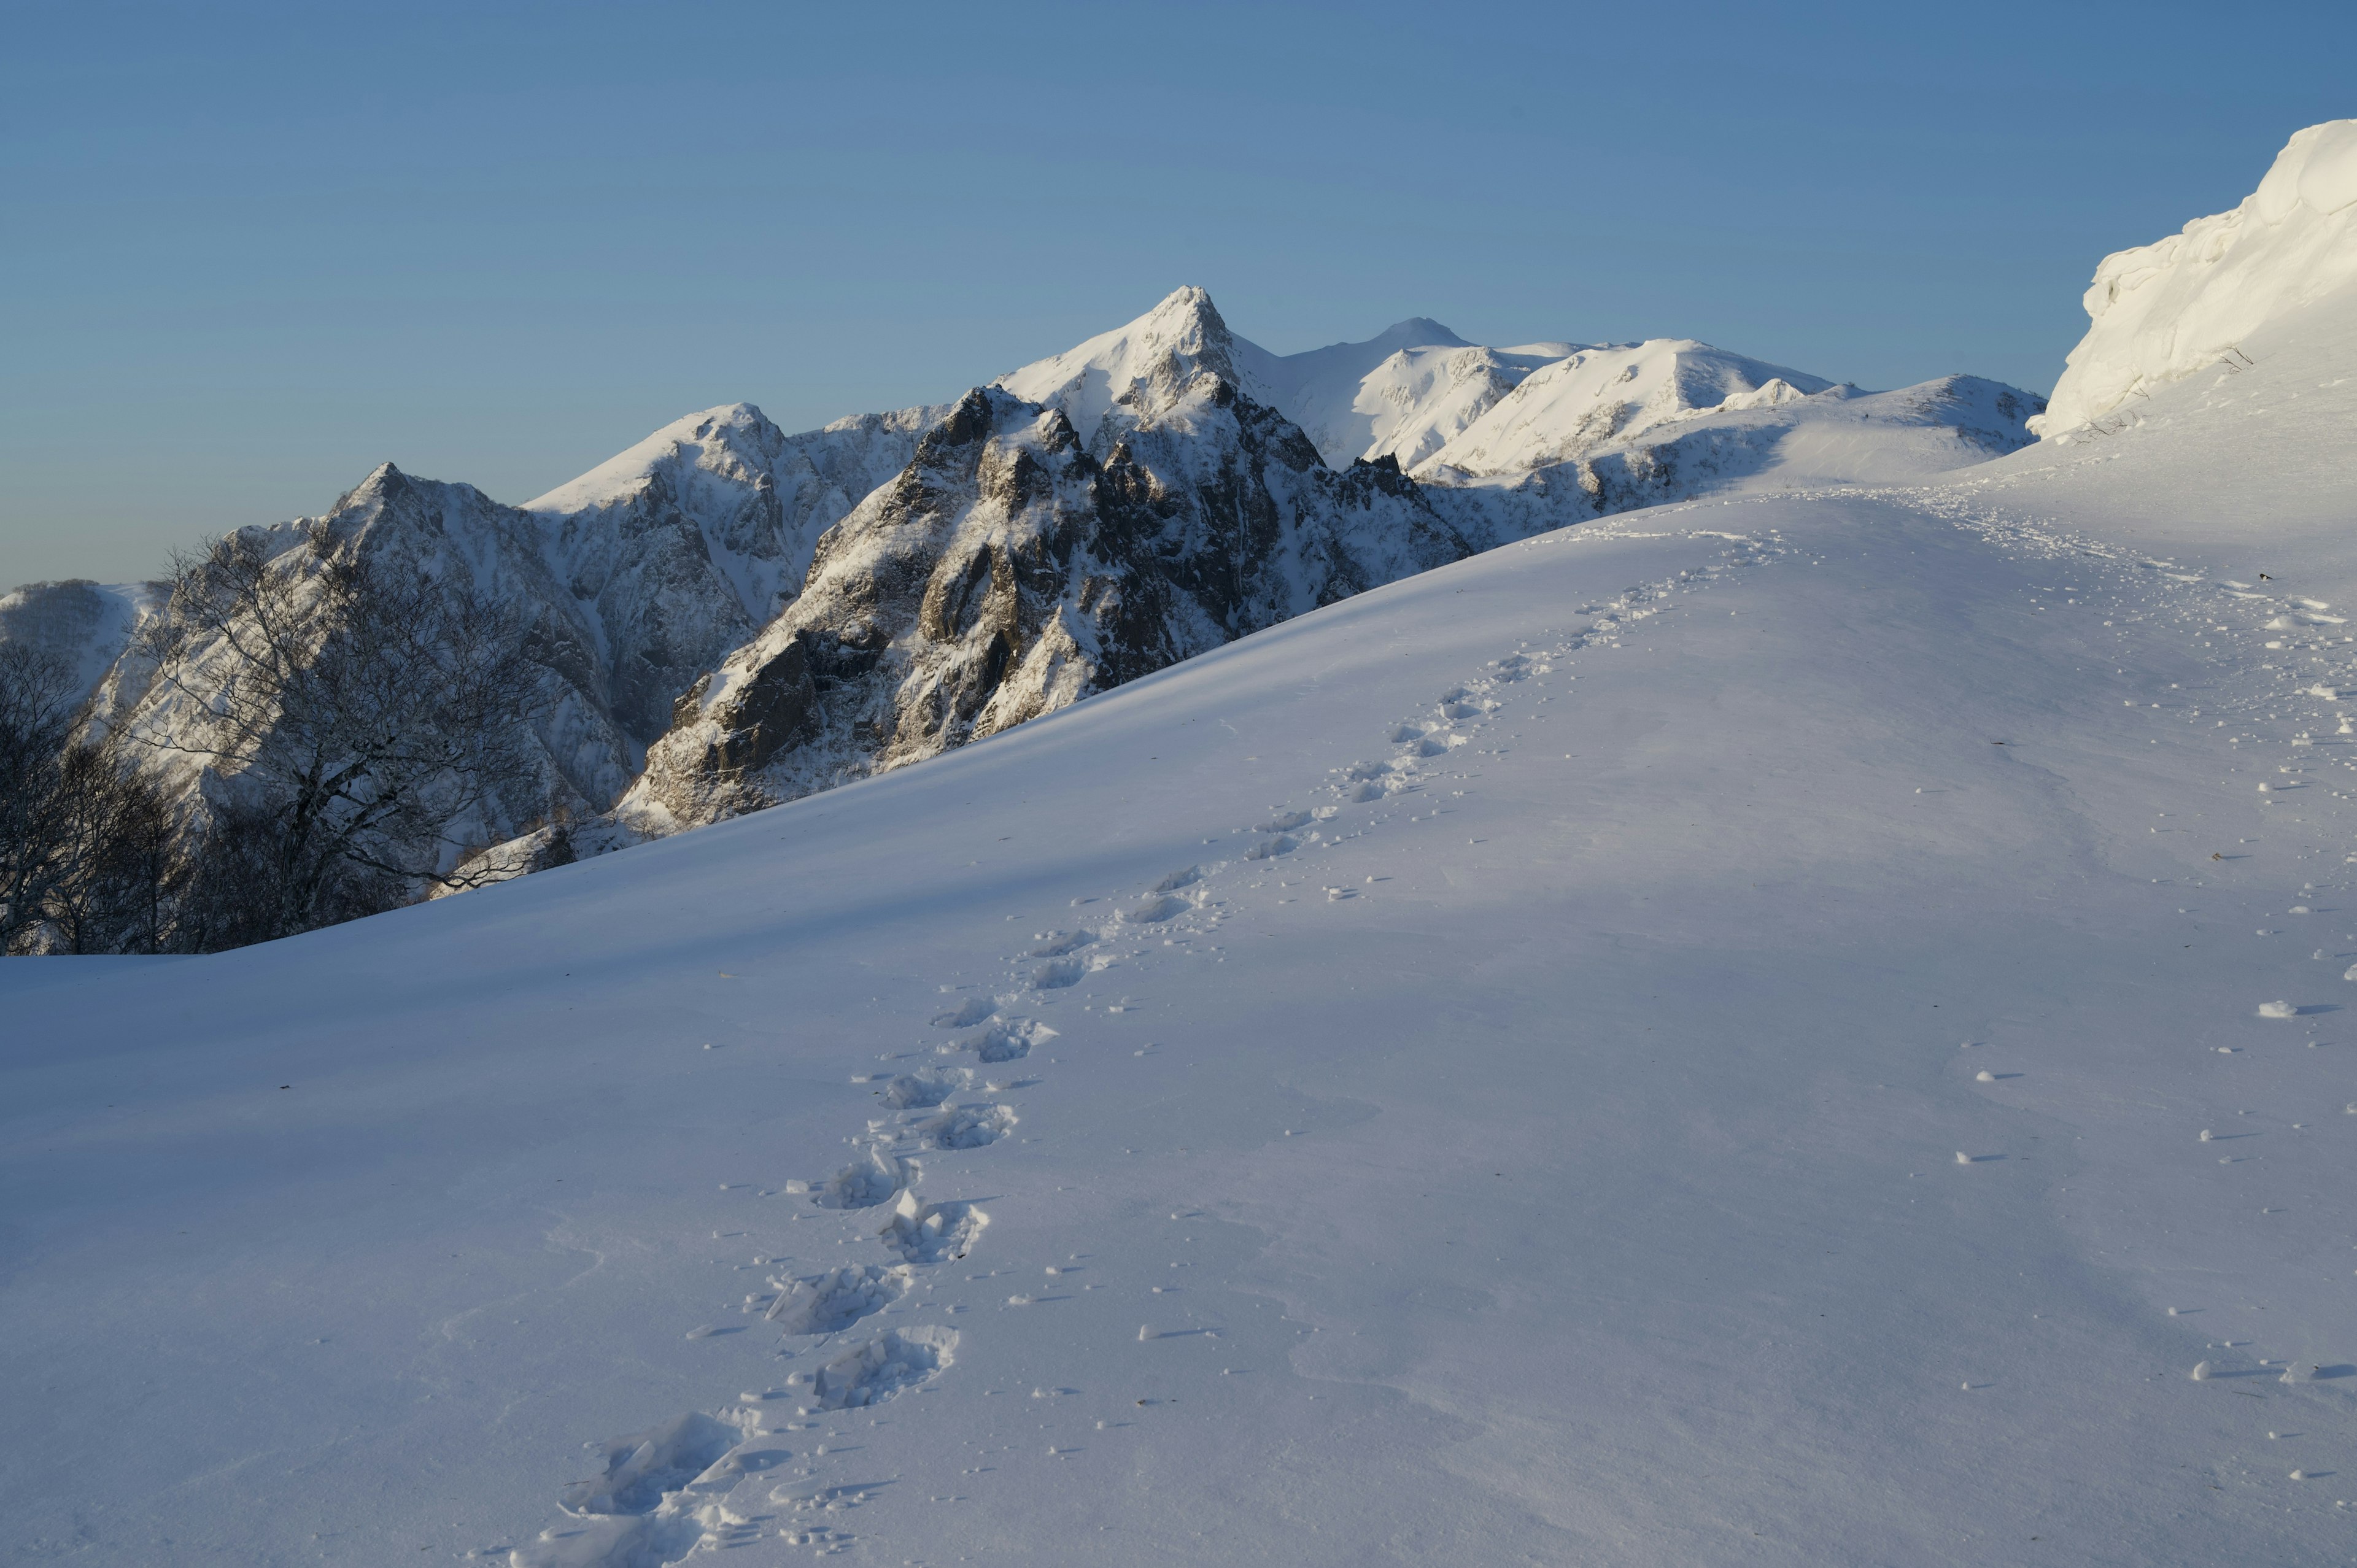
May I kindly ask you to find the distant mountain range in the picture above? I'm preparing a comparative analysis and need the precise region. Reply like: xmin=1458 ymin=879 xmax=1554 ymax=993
xmin=1 ymin=290 xmax=2044 ymax=892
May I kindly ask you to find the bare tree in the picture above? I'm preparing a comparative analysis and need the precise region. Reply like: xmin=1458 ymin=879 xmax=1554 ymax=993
xmin=138 ymin=522 xmax=539 ymax=943
xmin=0 ymin=644 xmax=184 ymax=954
xmin=0 ymin=643 xmax=80 ymax=949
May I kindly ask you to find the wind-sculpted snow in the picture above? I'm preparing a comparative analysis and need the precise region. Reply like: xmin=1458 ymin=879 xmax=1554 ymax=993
xmin=2034 ymin=120 xmax=2357 ymax=437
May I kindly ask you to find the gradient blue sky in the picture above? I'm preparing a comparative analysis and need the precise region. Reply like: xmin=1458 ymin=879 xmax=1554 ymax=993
xmin=4 ymin=0 xmax=2351 ymax=585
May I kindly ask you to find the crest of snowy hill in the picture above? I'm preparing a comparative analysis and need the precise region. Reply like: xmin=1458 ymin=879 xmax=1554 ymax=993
xmin=2033 ymin=119 xmax=2357 ymax=437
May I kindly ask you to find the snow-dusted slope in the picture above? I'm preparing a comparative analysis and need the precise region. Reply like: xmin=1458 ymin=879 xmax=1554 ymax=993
xmin=0 ymin=577 xmax=152 ymax=700
xmin=1344 ymin=340 xmax=1580 ymax=471
xmin=2033 ymin=119 xmax=2357 ymax=436
xmin=96 ymin=466 xmax=648 ymax=821
xmin=1411 ymin=338 xmax=1833 ymax=479
xmin=519 ymin=402 xmax=951 ymax=744
xmin=42 ymin=401 xmax=950 ymax=871
xmin=9 ymin=143 xmax=2357 ymax=1566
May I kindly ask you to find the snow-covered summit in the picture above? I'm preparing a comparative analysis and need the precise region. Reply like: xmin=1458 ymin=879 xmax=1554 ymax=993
xmin=1337 ymin=341 xmax=1585 ymax=471
xmin=993 ymin=287 xmax=1264 ymax=448
xmin=1409 ymin=339 xmax=1835 ymax=482
xmin=521 ymin=403 xmax=786 ymax=517
xmin=2032 ymin=119 xmax=2357 ymax=436
xmin=1230 ymin=315 xmax=1478 ymax=466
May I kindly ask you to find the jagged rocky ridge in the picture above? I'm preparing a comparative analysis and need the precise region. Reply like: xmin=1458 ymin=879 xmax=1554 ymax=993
xmin=6 ymin=288 xmax=2045 ymax=894
xmin=621 ymin=335 xmax=1477 ymax=839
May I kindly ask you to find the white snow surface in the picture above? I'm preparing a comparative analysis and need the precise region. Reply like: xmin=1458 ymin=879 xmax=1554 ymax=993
xmin=1406 ymin=338 xmax=1830 ymax=481
xmin=12 ymin=265 xmax=2357 ymax=1566
xmin=2033 ymin=119 xmax=2357 ymax=436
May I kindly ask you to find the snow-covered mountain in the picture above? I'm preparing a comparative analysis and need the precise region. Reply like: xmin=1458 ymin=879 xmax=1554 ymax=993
xmin=7 ymin=288 xmax=2042 ymax=905
xmin=598 ymin=295 xmax=2040 ymax=850
xmin=9 ymin=120 xmax=2357 ymax=1568
xmin=997 ymin=292 xmax=2040 ymax=501
xmin=623 ymin=317 xmax=1477 ymax=838
xmin=0 ymin=577 xmax=152 ymax=697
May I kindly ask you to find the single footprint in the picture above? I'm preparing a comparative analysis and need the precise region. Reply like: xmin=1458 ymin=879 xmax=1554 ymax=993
xmin=1256 ymin=811 xmax=1312 ymax=833
xmin=1032 ymin=957 xmax=1087 ymax=988
xmin=957 ymin=1018 xmax=1053 ymax=1063
xmin=811 ymin=1326 xmax=959 ymax=1410
xmin=881 ymin=1065 xmax=969 ymax=1110
xmin=811 ymin=1146 xmax=911 ymax=1210
xmin=766 ymin=1263 xmax=910 ymax=1335
xmin=913 ymin=1102 xmax=1017 ymax=1150
xmin=876 ymin=1192 xmax=989 ymax=1264
xmin=930 ymin=996 xmax=996 ymax=1029
xmin=1244 ymin=835 xmax=1297 ymax=861
xmin=1122 ymin=893 xmax=1190 ymax=924
xmin=558 ymin=1412 xmax=745 ymax=1516
xmin=1030 ymin=930 xmax=1096 ymax=957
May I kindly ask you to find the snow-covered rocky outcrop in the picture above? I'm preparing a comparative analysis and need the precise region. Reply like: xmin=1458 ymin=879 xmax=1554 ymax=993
xmin=624 ymin=296 xmax=1474 ymax=833
xmin=93 ymin=467 xmax=643 ymax=835
xmin=2031 ymin=119 xmax=2357 ymax=437
xmin=598 ymin=292 xmax=2039 ymax=844
xmin=37 ymin=405 xmax=953 ymax=871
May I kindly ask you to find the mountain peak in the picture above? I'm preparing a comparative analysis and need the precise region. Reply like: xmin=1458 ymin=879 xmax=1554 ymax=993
xmin=523 ymin=403 xmax=784 ymax=515
xmin=1377 ymin=317 xmax=1469 ymax=349
xmin=993 ymin=287 xmax=1251 ymax=446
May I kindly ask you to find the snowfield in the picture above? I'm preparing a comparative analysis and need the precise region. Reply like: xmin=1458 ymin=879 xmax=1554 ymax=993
xmin=9 ymin=130 xmax=2357 ymax=1566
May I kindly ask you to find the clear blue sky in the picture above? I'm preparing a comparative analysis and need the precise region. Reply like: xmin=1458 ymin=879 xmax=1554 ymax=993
xmin=4 ymin=0 xmax=2350 ymax=585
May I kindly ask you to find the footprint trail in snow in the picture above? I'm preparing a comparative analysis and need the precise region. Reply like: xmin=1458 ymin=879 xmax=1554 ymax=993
xmin=515 ymin=505 xmax=2357 ymax=1558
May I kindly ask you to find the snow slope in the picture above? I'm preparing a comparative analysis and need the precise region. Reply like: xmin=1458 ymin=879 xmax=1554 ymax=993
xmin=0 ymin=577 xmax=152 ymax=700
xmin=8 ymin=257 xmax=2357 ymax=1566
xmin=2032 ymin=119 xmax=2357 ymax=436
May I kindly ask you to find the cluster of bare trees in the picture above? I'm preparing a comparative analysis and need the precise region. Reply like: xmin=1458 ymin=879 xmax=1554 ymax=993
xmin=0 ymin=644 xmax=179 ymax=953
xmin=1 ymin=524 xmax=542 ymax=955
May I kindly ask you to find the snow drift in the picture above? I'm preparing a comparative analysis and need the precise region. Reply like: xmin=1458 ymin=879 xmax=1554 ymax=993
xmin=2032 ymin=118 xmax=2357 ymax=436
